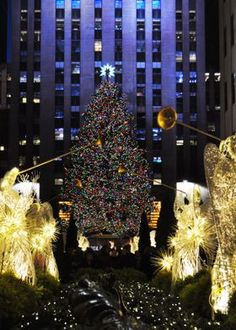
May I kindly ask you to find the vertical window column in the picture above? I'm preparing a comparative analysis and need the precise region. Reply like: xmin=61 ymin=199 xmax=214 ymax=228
xmin=55 ymin=0 xmax=65 ymax=145
xmin=115 ymin=0 xmax=122 ymax=85
xmin=95 ymin=0 xmax=102 ymax=85
xmin=71 ymin=0 xmax=80 ymax=142
xmin=136 ymin=0 xmax=145 ymax=148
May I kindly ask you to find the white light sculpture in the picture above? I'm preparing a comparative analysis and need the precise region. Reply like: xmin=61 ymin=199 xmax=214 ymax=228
xmin=169 ymin=185 xmax=215 ymax=283
xmin=205 ymin=135 xmax=236 ymax=315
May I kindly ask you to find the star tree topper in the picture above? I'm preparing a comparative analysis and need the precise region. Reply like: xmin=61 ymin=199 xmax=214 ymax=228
xmin=100 ymin=64 xmax=115 ymax=81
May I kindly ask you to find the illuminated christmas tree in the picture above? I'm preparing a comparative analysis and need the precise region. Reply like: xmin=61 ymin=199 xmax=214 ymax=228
xmin=63 ymin=80 xmax=151 ymax=237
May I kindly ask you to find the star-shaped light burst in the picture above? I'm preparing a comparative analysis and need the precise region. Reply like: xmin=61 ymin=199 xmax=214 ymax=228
xmin=100 ymin=64 xmax=115 ymax=79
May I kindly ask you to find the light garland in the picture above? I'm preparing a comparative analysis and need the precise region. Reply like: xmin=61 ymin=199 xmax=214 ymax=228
xmin=63 ymin=81 xmax=151 ymax=238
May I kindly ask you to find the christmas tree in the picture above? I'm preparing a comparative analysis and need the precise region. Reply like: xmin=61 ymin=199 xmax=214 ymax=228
xmin=63 ymin=80 xmax=151 ymax=238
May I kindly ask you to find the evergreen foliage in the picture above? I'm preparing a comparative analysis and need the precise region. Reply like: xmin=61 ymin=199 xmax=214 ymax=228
xmin=63 ymin=81 xmax=151 ymax=237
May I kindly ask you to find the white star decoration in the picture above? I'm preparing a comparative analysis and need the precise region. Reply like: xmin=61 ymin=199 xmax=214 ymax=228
xmin=100 ymin=64 xmax=115 ymax=78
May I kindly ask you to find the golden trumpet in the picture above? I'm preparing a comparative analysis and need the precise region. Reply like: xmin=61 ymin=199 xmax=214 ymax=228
xmin=157 ymin=106 xmax=221 ymax=141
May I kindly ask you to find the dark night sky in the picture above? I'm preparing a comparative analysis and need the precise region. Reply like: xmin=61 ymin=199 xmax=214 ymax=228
xmin=0 ymin=1 xmax=219 ymax=68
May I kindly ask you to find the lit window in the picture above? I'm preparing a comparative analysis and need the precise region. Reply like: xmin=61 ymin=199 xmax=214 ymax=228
xmin=189 ymin=32 xmax=196 ymax=41
xmin=0 ymin=146 xmax=5 ymax=151
xmin=136 ymin=129 xmax=146 ymax=141
xmin=137 ymin=0 xmax=145 ymax=9
xmin=189 ymin=51 xmax=196 ymax=62
xmin=20 ymin=72 xmax=27 ymax=83
xmin=71 ymin=106 xmax=80 ymax=112
xmin=95 ymin=0 xmax=102 ymax=8
xmin=115 ymin=0 xmax=122 ymax=8
xmin=55 ymin=128 xmax=64 ymax=140
xmin=34 ymin=31 xmax=40 ymax=42
xmin=214 ymin=73 xmax=221 ymax=82
xmin=94 ymin=40 xmax=102 ymax=51
xmin=71 ymin=128 xmax=79 ymax=140
xmin=33 ymin=137 xmax=40 ymax=145
xmin=56 ymin=61 xmax=64 ymax=68
xmin=55 ymin=178 xmax=63 ymax=185
xmin=22 ymin=97 xmax=27 ymax=103
xmin=153 ymin=128 xmax=162 ymax=141
xmin=205 ymin=72 xmax=209 ymax=82
xmin=55 ymin=110 xmax=64 ymax=118
xmin=189 ymin=71 xmax=197 ymax=83
xmin=33 ymin=71 xmax=41 ymax=82
xmin=153 ymin=178 xmax=161 ymax=186
xmin=137 ymin=62 xmax=145 ymax=68
xmin=176 ymin=140 xmax=184 ymax=146
xmin=20 ymin=31 xmax=27 ymax=42
xmin=72 ymin=0 xmax=80 ymax=8
xmin=19 ymin=140 xmax=27 ymax=146
xmin=56 ymin=84 xmax=64 ymax=90
xmin=176 ymin=92 xmax=183 ymax=98
xmin=176 ymin=71 xmax=183 ymax=83
xmin=152 ymin=62 xmax=161 ymax=68
xmin=33 ymin=92 xmax=40 ymax=103
xmin=152 ymin=0 xmax=160 ymax=9
xmin=153 ymin=156 xmax=162 ymax=163
xmin=176 ymin=51 xmax=183 ymax=62
xmin=72 ymin=62 xmax=80 ymax=74
xmin=56 ymin=0 xmax=64 ymax=8
xmin=95 ymin=61 xmax=102 ymax=67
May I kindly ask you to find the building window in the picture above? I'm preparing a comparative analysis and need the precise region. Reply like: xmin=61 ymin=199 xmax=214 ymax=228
xmin=94 ymin=40 xmax=102 ymax=52
xmin=189 ymin=51 xmax=196 ymax=62
xmin=176 ymin=71 xmax=183 ymax=83
xmin=137 ymin=0 xmax=145 ymax=9
xmin=176 ymin=51 xmax=183 ymax=62
xmin=55 ymin=178 xmax=63 ymax=185
xmin=20 ymin=72 xmax=27 ymax=83
xmin=55 ymin=128 xmax=64 ymax=140
xmin=72 ymin=0 xmax=80 ymax=8
xmin=56 ymin=0 xmax=64 ymax=8
xmin=189 ymin=71 xmax=197 ymax=83
xmin=71 ymin=128 xmax=79 ymax=140
xmin=95 ymin=0 xmax=102 ymax=8
xmin=152 ymin=0 xmax=160 ymax=9
xmin=115 ymin=0 xmax=122 ymax=8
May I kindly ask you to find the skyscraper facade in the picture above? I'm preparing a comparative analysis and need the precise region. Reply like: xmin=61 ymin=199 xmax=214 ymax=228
xmin=8 ymin=0 xmax=206 ymax=203
xmin=219 ymin=0 xmax=236 ymax=137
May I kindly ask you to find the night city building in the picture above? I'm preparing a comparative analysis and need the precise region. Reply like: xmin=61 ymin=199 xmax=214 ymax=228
xmin=219 ymin=0 xmax=236 ymax=137
xmin=6 ymin=0 xmax=208 ymax=223
xmin=205 ymin=0 xmax=220 ymax=142
xmin=0 ymin=64 xmax=9 ymax=176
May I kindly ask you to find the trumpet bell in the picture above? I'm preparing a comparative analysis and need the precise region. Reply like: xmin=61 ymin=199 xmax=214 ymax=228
xmin=157 ymin=106 xmax=177 ymax=130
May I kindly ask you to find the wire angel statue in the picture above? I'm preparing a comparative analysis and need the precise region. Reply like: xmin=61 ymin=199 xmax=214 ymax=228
xmin=168 ymin=185 xmax=215 ymax=283
xmin=205 ymin=135 xmax=236 ymax=314
xmin=26 ymin=202 xmax=59 ymax=280
xmin=0 ymin=168 xmax=36 ymax=284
